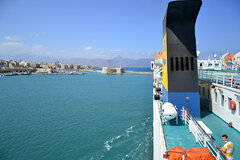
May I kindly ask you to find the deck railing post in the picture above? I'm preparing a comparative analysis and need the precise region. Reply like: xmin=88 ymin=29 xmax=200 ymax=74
xmin=216 ymin=152 xmax=220 ymax=160
xmin=231 ymin=74 xmax=233 ymax=88
xmin=185 ymin=111 xmax=187 ymax=125
xmin=211 ymin=71 xmax=213 ymax=82
xmin=216 ymin=74 xmax=218 ymax=84
xmin=223 ymin=74 xmax=225 ymax=86
xmin=181 ymin=105 xmax=227 ymax=160
xmin=204 ymin=136 xmax=207 ymax=147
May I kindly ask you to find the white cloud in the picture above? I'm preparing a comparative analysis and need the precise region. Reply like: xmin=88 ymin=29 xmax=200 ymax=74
xmin=110 ymin=49 xmax=121 ymax=52
xmin=84 ymin=46 xmax=93 ymax=51
xmin=1 ymin=42 xmax=21 ymax=47
xmin=4 ymin=36 xmax=20 ymax=41
xmin=32 ymin=45 xmax=43 ymax=52
xmin=30 ymin=32 xmax=46 ymax=38
xmin=33 ymin=33 xmax=40 ymax=38
xmin=0 ymin=42 xmax=44 ymax=56
xmin=95 ymin=54 xmax=107 ymax=58
xmin=0 ymin=41 xmax=157 ymax=60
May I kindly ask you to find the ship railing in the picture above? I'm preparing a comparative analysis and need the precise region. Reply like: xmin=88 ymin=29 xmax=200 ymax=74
xmin=181 ymin=106 xmax=227 ymax=160
xmin=154 ymin=67 xmax=162 ymax=85
xmin=159 ymin=101 xmax=167 ymax=160
xmin=198 ymin=70 xmax=240 ymax=89
xmin=153 ymin=99 xmax=167 ymax=160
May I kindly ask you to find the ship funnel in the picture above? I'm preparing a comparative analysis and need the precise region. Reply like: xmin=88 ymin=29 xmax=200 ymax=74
xmin=161 ymin=0 xmax=202 ymax=117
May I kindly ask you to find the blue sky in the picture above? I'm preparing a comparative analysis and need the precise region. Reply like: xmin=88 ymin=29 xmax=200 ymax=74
xmin=0 ymin=0 xmax=239 ymax=61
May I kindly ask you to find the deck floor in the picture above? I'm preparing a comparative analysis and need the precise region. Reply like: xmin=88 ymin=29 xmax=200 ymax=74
xmin=200 ymin=111 xmax=240 ymax=159
xmin=162 ymin=120 xmax=200 ymax=150
xmin=162 ymin=111 xmax=239 ymax=159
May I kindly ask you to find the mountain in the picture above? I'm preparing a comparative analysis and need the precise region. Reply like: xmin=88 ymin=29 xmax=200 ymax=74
xmin=0 ymin=54 xmax=152 ymax=67
xmin=62 ymin=56 xmax=152 ymax=67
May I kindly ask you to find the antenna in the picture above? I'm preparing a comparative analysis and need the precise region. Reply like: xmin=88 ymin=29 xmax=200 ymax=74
xmin=214 ymin=54 xmax=217 ymax=60
xmin=196 ymin=51 xmax=200 ymax=57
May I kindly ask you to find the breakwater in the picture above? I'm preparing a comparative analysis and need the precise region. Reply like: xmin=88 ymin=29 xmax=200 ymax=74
xmin=87 ymin=69 xmax=152 ymax=75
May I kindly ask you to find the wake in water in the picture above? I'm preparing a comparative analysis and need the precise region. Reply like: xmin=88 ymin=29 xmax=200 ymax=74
xmin=87 ymin=117 xmax=153 ymax=160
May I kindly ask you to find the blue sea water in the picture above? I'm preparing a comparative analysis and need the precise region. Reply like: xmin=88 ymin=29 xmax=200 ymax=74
xmin=124 ymin=68 xmax=152 ymax=72
xmin=0 ymin=72 xmax=153 ymax=160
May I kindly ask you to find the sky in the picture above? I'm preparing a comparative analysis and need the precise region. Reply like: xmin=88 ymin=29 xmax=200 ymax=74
xmin=0 ymin=0 xmax=239 ymax=61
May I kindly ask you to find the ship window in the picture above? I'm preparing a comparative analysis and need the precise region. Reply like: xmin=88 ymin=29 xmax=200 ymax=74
xmin=200 ymin=63 xmax=202 ymax=67
xmin=185 ymin=57 xmax=189 ymax=70
xmin=190 ymin=57 xmax=194 ymax=70
xmin=215 ymin=91 xmax=217 ymax=103
xmin=170 ymin=57 xmax=174 ymax=71
xmin=175 ymin=57 xmax=179 ymax=71
xmin=180 ymin=57 xmax=184 ymax=71
xmin=228 ymin=97 xmax=232 ymax=111
xmin=221 ymin=95 xmax=224 ymax=107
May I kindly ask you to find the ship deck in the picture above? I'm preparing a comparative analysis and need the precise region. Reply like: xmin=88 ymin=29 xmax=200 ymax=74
xmin=163 ymin=120 xmax=200 ymax=149
xmin=201 ymin=110 xmax=240 ymax=159
xmin=161 ymin=110 xmax=240 ymax=159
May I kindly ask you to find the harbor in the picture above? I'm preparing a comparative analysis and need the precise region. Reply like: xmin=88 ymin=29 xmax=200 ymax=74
xmin=0 ymin=0 xmax=239 ymax=159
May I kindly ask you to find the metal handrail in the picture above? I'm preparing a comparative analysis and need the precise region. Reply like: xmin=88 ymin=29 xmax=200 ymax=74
xmin=199 ymin=70 xmax=240 ymax=89
xmin=181 ymin=106 xmax=227 ymax=160
xmin=154 ymin=67 xmax=162 ymax=85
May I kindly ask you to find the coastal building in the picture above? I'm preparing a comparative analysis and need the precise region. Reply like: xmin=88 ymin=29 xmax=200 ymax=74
xmin=61 ymin=64 xmax=68 ymax=70
xmin=9 ymin=61 xmax=19 ymax=69
xmin=0 ymin=60 xmax=5 ymax=68
xmin=73 ymin=64 xmax=80 ymax=70
xmin=36 ymin=68 xmax=52 ymax=74
xmin=19 ymin=61 xmax=30 ymax=67
xmin=102 ymin=67 xmax=123 ymax=74
xmin=30 ymin=63 xmax=41 ymax=68
xmin=68 ymin=64 xmax=74 ymax=70
xmin=42 ymin=64 xmax=49 ymax=69
xmin=55 ymin=64 xmax=61 ymax=69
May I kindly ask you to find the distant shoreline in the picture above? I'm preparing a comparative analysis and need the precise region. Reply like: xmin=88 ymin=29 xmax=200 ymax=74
xmin=87 ymin=69 xmax=152 ymax=75
xmin=0 ymin=69 xmax=152 ymax=76
xmin=124 ymin=70 xmax=152 ymax=75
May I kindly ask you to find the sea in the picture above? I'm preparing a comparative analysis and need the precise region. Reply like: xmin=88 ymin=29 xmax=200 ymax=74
xmin=0 ymin=69 xmax=153 ymax=160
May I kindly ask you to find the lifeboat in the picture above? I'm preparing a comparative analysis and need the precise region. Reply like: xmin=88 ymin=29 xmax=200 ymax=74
xmin=164 ymin=146 xmax=216 ymax=160
xmin=162 ymin=102 xmax=177 ymax=121
xmin=154 ymin=52 xmax=163 ymax=66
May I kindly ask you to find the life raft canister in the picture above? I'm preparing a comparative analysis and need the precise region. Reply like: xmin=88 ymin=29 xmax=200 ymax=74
xmin=230 ymin=100 xmax=236 ymax=110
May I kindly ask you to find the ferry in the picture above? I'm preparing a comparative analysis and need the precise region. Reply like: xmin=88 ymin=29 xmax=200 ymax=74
xmin=197 ymin=52 xmax=240 ymax=71
xmin=151 ymin=0 xmax=240 ymax=160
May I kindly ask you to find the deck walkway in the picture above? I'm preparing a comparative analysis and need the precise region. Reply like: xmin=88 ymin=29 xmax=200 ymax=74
xmin=200 ymin=110 xmax=240 ymax=159
xmin=162 ymin=120 xmax=200 ymax=150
